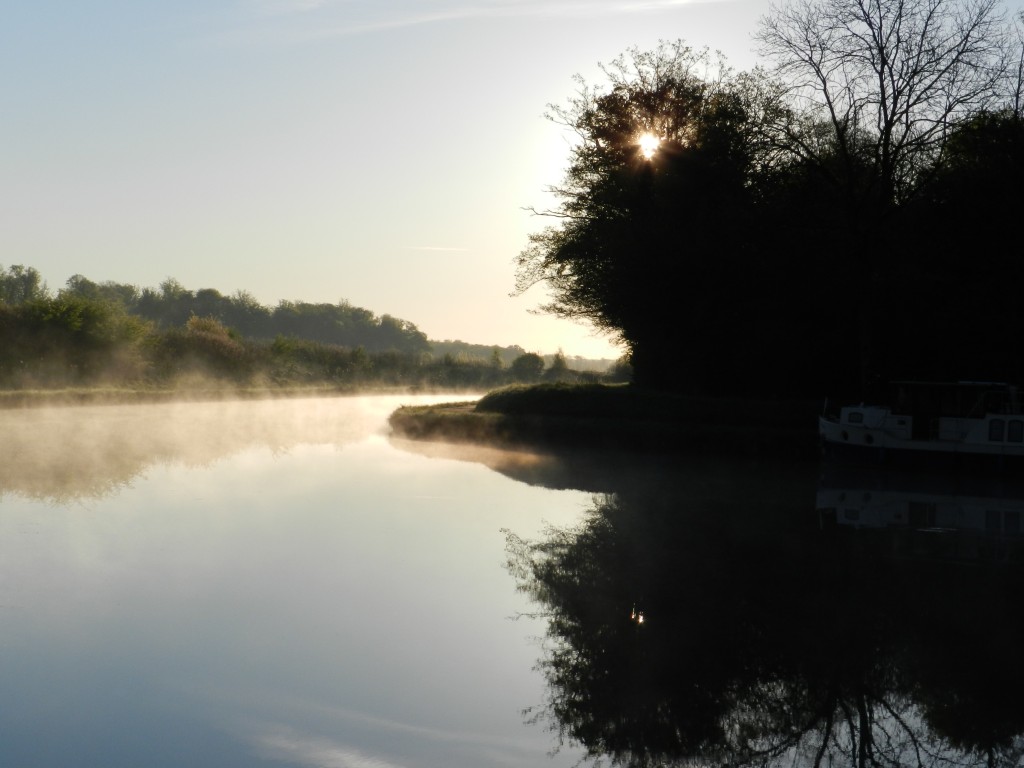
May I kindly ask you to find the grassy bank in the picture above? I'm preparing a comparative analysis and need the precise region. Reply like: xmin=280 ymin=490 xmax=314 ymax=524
xmin=389 ymin=383 xmax=822 ymax=458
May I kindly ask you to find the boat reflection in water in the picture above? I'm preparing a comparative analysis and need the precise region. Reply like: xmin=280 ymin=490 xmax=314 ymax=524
xmin=818 ymin=462 xmax=1024 ymax=564
xmin=505 ymin=455 xmax=1024 ymax=768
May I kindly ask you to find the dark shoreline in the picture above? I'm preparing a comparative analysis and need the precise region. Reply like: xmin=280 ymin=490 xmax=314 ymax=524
xmin=388 ymin=383 xmax=822 ymax=459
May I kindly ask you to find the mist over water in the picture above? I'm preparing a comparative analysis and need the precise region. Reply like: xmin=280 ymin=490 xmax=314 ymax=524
xmin=0 ymin=395 xmax=589 ymax=768
xmin=0 ymin=394 xmax=471 ymax=501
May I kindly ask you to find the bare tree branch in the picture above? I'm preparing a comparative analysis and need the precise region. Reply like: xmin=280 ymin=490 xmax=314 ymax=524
xmin=756 ymin=0 xmax=1014 ymax=203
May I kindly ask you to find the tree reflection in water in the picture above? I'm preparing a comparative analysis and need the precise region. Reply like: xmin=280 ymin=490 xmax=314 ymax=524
xmin=505 ymin=459 xmax=1024 ymax=768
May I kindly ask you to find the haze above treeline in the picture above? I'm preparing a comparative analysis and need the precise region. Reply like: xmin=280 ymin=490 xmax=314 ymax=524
xmin=0 ymin=265 xmax=624 ymax=393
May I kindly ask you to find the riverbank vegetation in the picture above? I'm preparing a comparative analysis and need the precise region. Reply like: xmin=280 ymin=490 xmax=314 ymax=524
xmin=516 ymin=0 xmax=1024 ymax=401
xmin=396 ymin=0 xmax=1024 ymax=455
xmin=0 ymin=268 xmax=626 ymax=401
xmin=389 ymin=383 xmax=821 ymax=457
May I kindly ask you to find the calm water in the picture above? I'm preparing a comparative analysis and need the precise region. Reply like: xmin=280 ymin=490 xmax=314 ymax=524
xmin=5 ymin=395 xmax=1024 ymax=768
xmin=0 ymin=395 xmax=590 ymax=768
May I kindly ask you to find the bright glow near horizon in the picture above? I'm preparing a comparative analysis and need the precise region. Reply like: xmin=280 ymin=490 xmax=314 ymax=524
xmin=1 ymin=0 xmax=786 ymax=360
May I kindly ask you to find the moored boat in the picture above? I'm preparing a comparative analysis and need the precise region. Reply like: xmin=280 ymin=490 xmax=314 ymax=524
xmin=819 ymin=381 xmax=1024 ymax=466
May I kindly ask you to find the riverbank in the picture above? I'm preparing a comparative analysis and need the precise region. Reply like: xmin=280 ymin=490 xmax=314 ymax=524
xmin=388 ymin=383 xmax=822 ymax=458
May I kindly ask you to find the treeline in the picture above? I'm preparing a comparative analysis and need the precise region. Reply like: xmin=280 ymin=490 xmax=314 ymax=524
xmin=0 ymin=267 xmax=627 ymax=391
xmin=430 ymin=339 xmax=616 ymax=371
xmin=65 ymin=274 xmax=432 ymax=355
xmin=519 ymin=3 xmax=1024 ymax=399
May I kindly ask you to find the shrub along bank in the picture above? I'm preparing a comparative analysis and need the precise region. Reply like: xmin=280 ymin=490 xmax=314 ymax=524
xmin=388 ymin=383 xmax=821 ymax=458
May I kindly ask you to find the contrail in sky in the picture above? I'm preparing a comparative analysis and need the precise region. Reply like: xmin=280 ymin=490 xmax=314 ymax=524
xmin=236 ymin=0 xmax=715 ymax=43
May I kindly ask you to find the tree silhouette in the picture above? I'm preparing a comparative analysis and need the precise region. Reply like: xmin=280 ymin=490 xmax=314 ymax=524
xmin=757 ymin=0 xmax=1014 ymax=207
xmin=506 ymin=461 xmax=1024 ymax=767
xmin=515 ymin=42 xmax=789 ymax=393
xmin=510 ymin=352 xmax=545 ymax=382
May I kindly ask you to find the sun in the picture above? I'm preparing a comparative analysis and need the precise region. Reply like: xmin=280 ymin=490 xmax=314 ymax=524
xmin=637 ymin=132 xmax=660 ymax=160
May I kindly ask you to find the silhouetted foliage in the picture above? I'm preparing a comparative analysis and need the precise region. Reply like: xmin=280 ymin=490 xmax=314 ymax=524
xmin=521 ymin=17 xmax=1024 ymax=397
xmin=544 ymin=351 xmax=572 ymax=382
xmin=510 ymin=352 xmax=545 ymax=382
xmin=881 ymin=110 xmax=1024 ymax=384
xmin=516 ymin=42 xmax=790 ymax=393
xmin=757 ymin=0 xmax=1013 ymax=206
xmin=605 ymin=356 xmax=634 ymax=384
xmin=752 ymin=0 xmax=1022 ymax=395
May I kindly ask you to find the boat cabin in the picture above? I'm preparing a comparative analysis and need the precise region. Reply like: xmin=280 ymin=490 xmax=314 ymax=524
xmin=830 ymin=382 xmax=1024 ymax=446
xmin=823 ymin=382 xmax=1024 ymax=461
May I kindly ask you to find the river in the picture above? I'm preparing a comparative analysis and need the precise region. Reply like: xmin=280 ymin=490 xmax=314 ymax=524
xmin=4 ymin=394 xmax=1024 ymax=767
xmin=0 ymin=395 xmax=590 ymax=768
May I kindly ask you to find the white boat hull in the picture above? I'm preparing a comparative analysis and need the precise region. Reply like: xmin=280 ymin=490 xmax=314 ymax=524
xmin=819 ymin=411 xmax=1024 ymax=463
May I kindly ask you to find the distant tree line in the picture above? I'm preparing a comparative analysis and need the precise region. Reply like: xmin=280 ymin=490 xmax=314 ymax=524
xmin=0 ymin=266 xmax=623 ymax=391
xmin=517 ymin=0 xmax=1024 ymax=399
xmin=63 ymin=275 xmax=433 ymax=356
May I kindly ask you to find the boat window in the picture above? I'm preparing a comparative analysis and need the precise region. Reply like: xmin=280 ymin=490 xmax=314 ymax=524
xmin=1010 ymin=420 xmax=1024 ymax=443
xmin=847 ymin=412 xmax=864 ymax=424
xmin=990 ymin=419 xmax=1006 ymax=442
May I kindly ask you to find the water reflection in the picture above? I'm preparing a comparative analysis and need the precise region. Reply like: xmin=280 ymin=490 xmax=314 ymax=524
xmin=15 ymin=398 xmax=1024 ymax=767
xmin=819 ymin=463 xmax=1024 ymax=564
xmin=505 ymin=457 xmax=1024 ymax=767
xmin=1 ymin=395 xmax=591 ymax=768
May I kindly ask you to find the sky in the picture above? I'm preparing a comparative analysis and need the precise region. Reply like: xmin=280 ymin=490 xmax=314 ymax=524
xmin=4 ymin=0 xmax=800 ymax=358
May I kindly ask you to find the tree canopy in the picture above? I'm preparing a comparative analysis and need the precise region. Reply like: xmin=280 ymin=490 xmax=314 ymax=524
xmin=519 ymin=8 xmax=1024 ymax=396
xmin=757 ymin=0 xmax=1014 ymax=205
xmin=0 ymin=264 xmax=47 ymax=305
xmin=515 ymin=43 xmax=789 ymax=392
xmin=54 ymin=276 xmax=434 ymax=356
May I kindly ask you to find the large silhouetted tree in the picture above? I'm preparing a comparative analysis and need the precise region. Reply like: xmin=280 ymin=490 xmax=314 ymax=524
xmin=756 ymin=0 xmax=1014 ymax=207
xmin=515 ymin=42 xmax=789 ymax=393
xmin=752 ymin=0 xmax=1021 ymax=393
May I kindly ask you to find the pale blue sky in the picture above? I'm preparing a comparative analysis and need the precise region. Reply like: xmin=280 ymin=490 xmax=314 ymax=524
xmin=0 ymin=0 xmax=884 ymax=357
